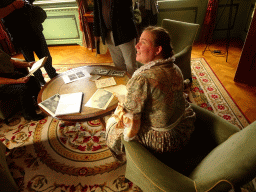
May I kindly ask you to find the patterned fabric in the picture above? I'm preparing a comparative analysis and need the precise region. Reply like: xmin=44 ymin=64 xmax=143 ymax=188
xmin=106 ymin=103 xmax=141 ymax=162
xmin=106 ymin=58 xmax=196 ymax=161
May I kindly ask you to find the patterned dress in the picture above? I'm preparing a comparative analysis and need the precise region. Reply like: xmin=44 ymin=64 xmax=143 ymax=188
xmin=106 ymin=57 xmax=196 ymax=161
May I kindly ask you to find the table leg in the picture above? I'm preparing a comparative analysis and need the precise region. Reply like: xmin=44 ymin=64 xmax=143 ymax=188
xmin=99 ymin=117 xmax=106 ymax=129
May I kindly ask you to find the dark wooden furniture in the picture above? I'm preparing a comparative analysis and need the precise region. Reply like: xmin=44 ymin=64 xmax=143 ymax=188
xmin=83 ymin=11 xmax=95 ymax=51
xmin=234 ymin=10 xmax=256 ymax=86
xmin=37 ymin=65 xmax=130 ymax=126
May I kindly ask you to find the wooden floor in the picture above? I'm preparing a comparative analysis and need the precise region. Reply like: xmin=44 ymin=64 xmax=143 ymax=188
xmin=192 ymin=39 xmax=256 ymax=124
xmin=13 ymin=39 xmax=256 ymax=123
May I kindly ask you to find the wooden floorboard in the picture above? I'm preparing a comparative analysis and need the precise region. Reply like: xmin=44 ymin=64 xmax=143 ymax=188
xmin=192 ymin=39 xmax=256 ymax=123
xmin=13 ymin=39 xmax=256 ymax=123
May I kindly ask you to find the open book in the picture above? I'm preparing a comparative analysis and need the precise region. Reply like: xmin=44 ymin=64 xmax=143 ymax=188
xmin=26 ymin=57 xmax=48 ymax=77
xmin=39 ymin=92 xmax=84 ymax=117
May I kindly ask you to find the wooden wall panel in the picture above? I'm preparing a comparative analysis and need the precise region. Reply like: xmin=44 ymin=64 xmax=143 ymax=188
xmin=234 ymin=10 xmax=256 ymax=86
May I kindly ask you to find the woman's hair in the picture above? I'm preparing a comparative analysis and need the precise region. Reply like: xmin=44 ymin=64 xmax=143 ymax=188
xmin=144 ymin=26 xmax=174 ymax=59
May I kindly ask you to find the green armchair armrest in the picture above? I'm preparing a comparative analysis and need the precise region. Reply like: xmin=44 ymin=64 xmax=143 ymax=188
xmin=121 ymin=103 xmax=256 ymax=192
xmin=0 ymin=142 xmax=18 ymax=192
xmin=190 ymin=120 xmax=256 ymax=192
xmin=122 ymin=136 xmax=196 ymax=192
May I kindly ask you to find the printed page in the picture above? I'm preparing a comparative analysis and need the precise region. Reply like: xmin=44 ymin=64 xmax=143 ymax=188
xmin=95 ymin=77 xmax=116 ymax=88
xmin=39 ymin=94 xmax=60 ymax=117
xmin=62 ymin=70 xmax=90 ymax=84
xmin=85 ymin=89 xmax=114 ymax=110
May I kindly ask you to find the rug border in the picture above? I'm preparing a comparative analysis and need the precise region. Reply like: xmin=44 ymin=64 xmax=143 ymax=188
xmin=193 ymin=57 xmax=251 ymax=124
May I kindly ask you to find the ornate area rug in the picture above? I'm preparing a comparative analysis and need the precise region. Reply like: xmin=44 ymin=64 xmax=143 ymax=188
xmin=0 ymin=58 xmax=253 ymax=192
xmin=189 ymin=58 xmax=249 ymax=129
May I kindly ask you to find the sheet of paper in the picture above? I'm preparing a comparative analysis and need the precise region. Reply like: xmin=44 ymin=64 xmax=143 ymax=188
xmin=104 ymin=84 xmax=127 ymax=96
xmin=62 ymin=70 xmax=90 ymax=84
xmin=27 ymin=57 xmax=48 ymax=76
xmin=95 ymin=77 xmax=116 ymax=88
xmin=85 ymin=89 xmax=114 ymax=110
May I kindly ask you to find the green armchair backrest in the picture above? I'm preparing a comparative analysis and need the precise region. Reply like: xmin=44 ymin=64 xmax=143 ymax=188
xmin=122 ymin=103 xmax=256 ymax=192
xmin=161 ymin=19 xmax=199 ymax=81
xmin=161 ymin=19 xmax=199 ymax=55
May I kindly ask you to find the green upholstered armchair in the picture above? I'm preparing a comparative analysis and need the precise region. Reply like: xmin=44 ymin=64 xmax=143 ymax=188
xmin=0 ymin=142 xmax=18 ymax=192
xmin=161 ymin=19 xmax=199 ymax=82
xmin=122 ymin=103 xmax=256 ymax=192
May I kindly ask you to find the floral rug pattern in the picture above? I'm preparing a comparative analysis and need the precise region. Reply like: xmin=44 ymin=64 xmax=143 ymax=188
xmin=189 ymin=58 xmax=249 ymax=129
xmin=0 ymin=58 xmax=254 ymax=192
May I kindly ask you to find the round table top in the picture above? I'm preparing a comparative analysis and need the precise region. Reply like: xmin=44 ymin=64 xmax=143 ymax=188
xmin=37 ymin=65 xmax=130 ymax=122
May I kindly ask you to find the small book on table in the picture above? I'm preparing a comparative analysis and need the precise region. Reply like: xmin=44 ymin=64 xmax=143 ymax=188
xmin=39 ymin=92 xmax=84 ymax=117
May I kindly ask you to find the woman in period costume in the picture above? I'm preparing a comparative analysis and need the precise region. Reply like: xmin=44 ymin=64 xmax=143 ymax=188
xmin=106 ymin=26 xmax=196 ymax=163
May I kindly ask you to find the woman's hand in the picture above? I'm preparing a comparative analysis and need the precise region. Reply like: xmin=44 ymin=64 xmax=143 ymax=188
xmin=12 ymin=0 xmax=25 ymax=9
xmin=28 ymin=61 xmax=35 ymax=68
xmin=116 ymin=94 xmax=125 ymax=103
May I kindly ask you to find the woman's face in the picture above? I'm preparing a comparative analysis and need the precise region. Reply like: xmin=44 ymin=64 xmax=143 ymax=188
xmin=135 ymin=30 xmax=160 ymax=64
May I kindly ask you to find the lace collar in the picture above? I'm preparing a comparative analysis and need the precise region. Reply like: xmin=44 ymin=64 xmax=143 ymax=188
xmin=132 ymin=56 xmax=175 ymax=78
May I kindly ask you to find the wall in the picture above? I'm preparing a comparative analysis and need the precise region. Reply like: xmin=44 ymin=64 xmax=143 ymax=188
xmin=157 ymin=0 xmax=255 ymax=42
xmin=35 ymin=0 xmax=254 ymax=45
